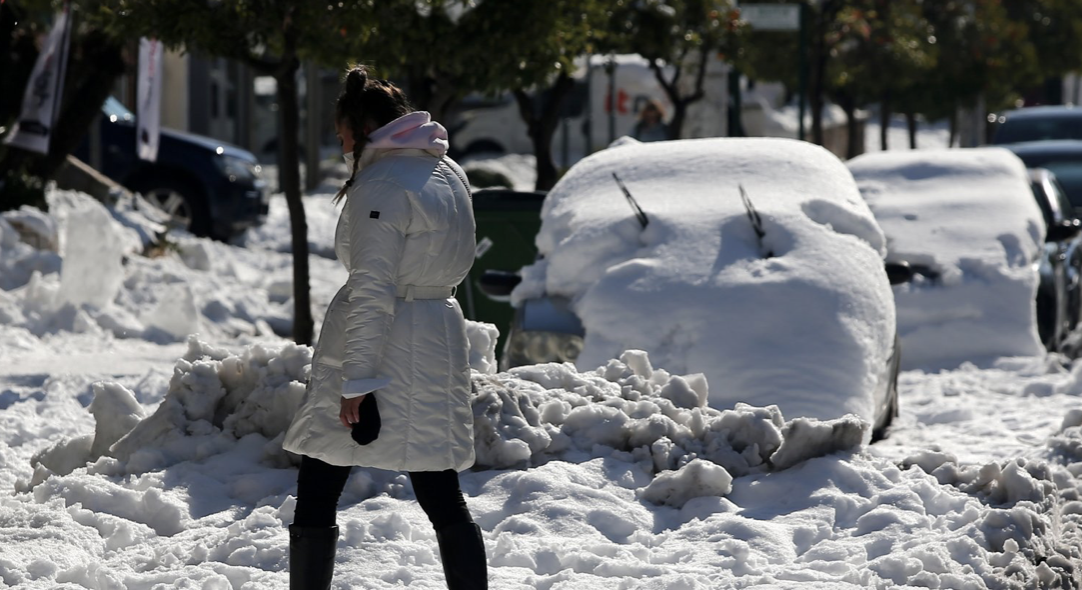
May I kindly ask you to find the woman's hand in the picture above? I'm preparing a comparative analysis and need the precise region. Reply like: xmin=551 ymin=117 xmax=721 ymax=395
xmin=340 ymin=395 xmax=366 ymax=428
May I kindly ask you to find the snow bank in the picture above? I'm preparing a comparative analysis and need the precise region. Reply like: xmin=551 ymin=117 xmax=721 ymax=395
xmin=473 ymin=350 xmax=868 ymax=478
xmin=0 ymin=189 xmax=347 ymax=345
xmin=31 ymin=342 xmax=863 ymax=489
xmin=513 ymin=137 xmax=895 ymax=425
xmin=6 ymin=340 xmax=1082 ymax=588
xmin=848 ymin=148 xmax=1045 ymax=369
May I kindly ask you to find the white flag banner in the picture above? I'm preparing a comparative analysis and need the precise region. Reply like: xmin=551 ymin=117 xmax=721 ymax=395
xmin=3 ymin=3 xmax=72 ymax=155
xmin=137 ymin=37 xmax=163 ymax=162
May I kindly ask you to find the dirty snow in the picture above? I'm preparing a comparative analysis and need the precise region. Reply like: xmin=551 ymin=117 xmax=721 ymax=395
xmin=0 ymin=179 xmax=1080 ymax=589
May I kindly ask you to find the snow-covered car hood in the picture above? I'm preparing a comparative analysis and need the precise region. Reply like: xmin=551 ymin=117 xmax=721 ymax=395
xmin=513 ymin=137 xmax=896 ymax=424
xmin=848 ymin=148 xmax=1045 ymax=369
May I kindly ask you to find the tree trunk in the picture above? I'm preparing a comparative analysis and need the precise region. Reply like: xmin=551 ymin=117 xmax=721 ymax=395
xmin=649 ymin=51 xmax=709 ymax=141
xmin=841 ymin=97 xmax=860 ymax=159
xmin=277 ymin=52 xmax=314 ymax=345
xmin=513 ymin=72 xmax=574 ymax=191
xmin=808 ymin=5 xmax=834 ymax=147
xmin=905 ymin=111 xmax=918 ymax=149
xmin=879 ymin=92 xmax=891 ymax=151
xmin=948 ymin=107 xmax=959 ymax=148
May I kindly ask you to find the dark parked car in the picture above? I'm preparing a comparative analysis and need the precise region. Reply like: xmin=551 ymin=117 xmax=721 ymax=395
xmin=1004 ymin=141 xmax=1082 ymax=220
xmin=991 ymin=106 xmax=1082 ymax=145
xmin=74 ymin=97 xmax=268 ymax=239
xmin=1030 ymin=168 xmax=1082 ymax=352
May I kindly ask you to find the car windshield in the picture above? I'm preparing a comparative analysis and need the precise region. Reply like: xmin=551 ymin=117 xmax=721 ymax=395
xmin=102 ymin=96 xmax=134 ymax=122
xmin=994 ymin=116 xmax=1082 ymax=143
xmin=1041 ymin=162 xmax=1082 ymax=208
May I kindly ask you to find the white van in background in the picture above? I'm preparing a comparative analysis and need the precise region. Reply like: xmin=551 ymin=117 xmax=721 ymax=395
xmin=449 ymin=54 xmax=731 ymax=165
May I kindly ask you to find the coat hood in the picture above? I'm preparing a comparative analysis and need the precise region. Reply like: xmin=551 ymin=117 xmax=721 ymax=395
xmin=366 ymin=111 xmax=449 ymax=157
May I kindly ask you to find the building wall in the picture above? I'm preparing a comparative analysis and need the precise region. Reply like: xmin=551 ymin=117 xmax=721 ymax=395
xmin=161 ymin=49 xmax=189 ymax=132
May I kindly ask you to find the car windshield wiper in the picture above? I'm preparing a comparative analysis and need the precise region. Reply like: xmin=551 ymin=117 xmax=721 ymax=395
xmin=612 ymin=172 xmax=649 ymax=229
xmin=740 ymin=184 xmax=773 ymax=258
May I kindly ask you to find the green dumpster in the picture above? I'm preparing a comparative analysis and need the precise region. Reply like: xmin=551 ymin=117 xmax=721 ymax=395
xmin=456 ymin=189 xmax=547 ymax=359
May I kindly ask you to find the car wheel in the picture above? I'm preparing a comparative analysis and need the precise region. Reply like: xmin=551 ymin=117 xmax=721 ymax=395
xmin=871 ymin=336 xmax=902 ymax=442
xmin=138 ymin=178 xmax=211 ymax=237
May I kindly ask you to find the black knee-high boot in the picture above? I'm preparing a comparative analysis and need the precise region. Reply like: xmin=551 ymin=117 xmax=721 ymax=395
xmin=289 ymin=525 xmax=338 ymax=590
xmin=436 ymin=522 xmax=488 ymax=590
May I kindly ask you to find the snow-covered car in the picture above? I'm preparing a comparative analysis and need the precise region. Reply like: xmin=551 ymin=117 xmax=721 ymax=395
xmin=483 ymin=137 xmax=901 ymax=437
xmin=848 ymin=148 xmax=1046 ymax=369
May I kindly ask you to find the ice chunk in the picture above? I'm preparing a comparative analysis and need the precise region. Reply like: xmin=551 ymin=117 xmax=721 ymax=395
xmin=89 ymin=382 xmax=146 ymax=458
xmin=637 ymin=459 xmax=733 ymax=508
xmin=770 ymin=415 xmax=866 ymax=470
xmin=54 ymin=195 xmax=127 ymax=309
xmin=466 ymin=320 xmax=499 ymax=375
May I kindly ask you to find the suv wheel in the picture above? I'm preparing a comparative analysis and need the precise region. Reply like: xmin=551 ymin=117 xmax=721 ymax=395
xmin=136 ymin=178 xmax=211 ymax=237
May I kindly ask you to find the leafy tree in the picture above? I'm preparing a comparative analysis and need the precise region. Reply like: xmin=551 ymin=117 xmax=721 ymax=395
xmin=911 ymin=0 xmax=1036 ymax=145
xmin=357 ymin=0 xmax=472 ymax=124
xmin=453 ymin=0 xmax=608 ymax=191
xmin=1 ymin=1 xmax=126 ymax=210
xmin=828 ymin=0 xmax=933 ymax=152
xmin=1003 ymin=0 xmax=1082 ymax=101
xmin=89 ymin=0 xmax=380 ymax=345
xmin=608 ymin=0 xmax=743 ymax=140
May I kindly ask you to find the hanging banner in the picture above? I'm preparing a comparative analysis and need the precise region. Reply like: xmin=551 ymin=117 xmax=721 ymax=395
xmin=137 ymin=37 xmax=163 ymax=162
xmin=3 ymin=3 xmax=72 ymax=155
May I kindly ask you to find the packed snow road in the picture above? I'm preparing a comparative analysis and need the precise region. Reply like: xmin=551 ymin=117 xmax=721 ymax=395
xmin=0 ymin=186 xmax=1080 ymax=588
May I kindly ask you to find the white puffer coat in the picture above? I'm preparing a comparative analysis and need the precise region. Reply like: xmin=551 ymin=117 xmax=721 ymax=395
xmin=282 ymin=113 xmax=476 ymax=472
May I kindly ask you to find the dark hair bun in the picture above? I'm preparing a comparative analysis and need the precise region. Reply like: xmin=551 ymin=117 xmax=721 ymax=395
xmin=345 ymin=66 xmax=368 ymax=97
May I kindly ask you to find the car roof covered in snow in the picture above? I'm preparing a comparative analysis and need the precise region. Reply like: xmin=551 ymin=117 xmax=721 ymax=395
xmin=847 ymin=148 xmax=1044 ymax=273
xmin=514 ymin=137 xmax=896 ymax=425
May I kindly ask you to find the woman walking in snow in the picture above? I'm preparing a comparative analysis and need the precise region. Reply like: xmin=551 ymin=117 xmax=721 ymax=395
xmin=282 ymin=66 xmax=486 ymax=590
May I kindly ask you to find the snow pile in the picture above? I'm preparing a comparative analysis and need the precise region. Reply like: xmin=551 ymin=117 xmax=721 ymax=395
xmin=513 ymin=137 xmax=896 ymax=425
xmin=0 ymin=188 xmax=348 ymax=345
xmin=848 ymin=148 xmax=1045 ymax=369
xmin=472 ymin=350 xmax=867 ymax=481
xmin=31 ymin=342 xmax=864 ymax=496
xmin=26 ymin=337 xmax=311 ymax=484
xmin=5 ymin=340 xmax=1082 ymax=588
xmin=899 ymin=449 xmax=1078 ymax=585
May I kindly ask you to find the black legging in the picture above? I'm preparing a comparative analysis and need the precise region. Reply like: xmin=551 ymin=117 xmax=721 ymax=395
xmin=293 ymin=455 xmax=473 ymax=531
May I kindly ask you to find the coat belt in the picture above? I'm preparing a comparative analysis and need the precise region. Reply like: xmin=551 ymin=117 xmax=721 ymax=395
xmin=395 ymin=284 xmax=456 ymax=301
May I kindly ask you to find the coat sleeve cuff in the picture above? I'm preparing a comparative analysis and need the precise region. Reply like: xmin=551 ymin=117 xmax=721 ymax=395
xmin=342 ymin=377 xmax=392 ymax=399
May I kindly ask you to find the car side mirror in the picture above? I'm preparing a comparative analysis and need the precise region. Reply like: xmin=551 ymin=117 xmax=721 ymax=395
xmin=885 ymin=261 xmax=914 ymax=286
xmin=1047 ymin=219 xmax=1082 ymax=243
xmin=479 ymin=270 xmax=522 ymax=298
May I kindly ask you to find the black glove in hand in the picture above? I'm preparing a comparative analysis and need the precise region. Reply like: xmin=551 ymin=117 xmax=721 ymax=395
xmin=351 ymin=392 xmax=381 ymax=445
